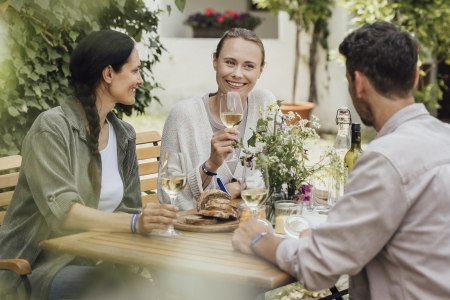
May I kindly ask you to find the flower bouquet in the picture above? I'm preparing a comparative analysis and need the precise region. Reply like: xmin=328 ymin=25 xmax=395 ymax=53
xmin=238 ymin=100 xmax=337 ymax=220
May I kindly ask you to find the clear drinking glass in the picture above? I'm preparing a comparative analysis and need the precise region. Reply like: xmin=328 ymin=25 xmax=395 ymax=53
xmin=219 ymin=91 xmax=243 ymax=161
xmin=158 ymin=152 xmax=187 ymax=237
xmin=311 ymin=175 xmax=330 ymax=212
xmin=241 ymin=158 xmax=272 ymax=230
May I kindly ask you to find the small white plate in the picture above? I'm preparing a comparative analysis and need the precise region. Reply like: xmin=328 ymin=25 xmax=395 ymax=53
xmin=284 ymin=215 xmax=311 ymax=239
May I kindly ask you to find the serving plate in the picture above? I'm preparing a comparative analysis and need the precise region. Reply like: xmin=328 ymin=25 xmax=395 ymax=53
xmin=174 ymin=209 xmax=239 ymax=233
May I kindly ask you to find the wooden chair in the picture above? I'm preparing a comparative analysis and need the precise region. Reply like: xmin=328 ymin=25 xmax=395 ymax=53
xmin=0 ymin=155 xmax=32 ymax=300
xmin=136 ymin=130 xmax=162 ymax=206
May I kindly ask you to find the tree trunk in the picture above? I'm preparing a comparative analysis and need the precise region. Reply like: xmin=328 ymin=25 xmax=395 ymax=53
xmin=292 ymin=26 xmax=301 ymax=104
xmin=309 ymin=22 xmax=321 ymax=104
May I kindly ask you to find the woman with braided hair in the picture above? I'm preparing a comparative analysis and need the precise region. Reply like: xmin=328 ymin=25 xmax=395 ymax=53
xmin=0 ymin=30 xmax=176 ymax=300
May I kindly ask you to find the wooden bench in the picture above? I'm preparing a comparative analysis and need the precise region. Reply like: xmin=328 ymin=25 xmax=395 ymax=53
xmin=136 ymin=130 xmax=161 ymax=206
xmin=0 ymin=155 xmax=22 ymax=224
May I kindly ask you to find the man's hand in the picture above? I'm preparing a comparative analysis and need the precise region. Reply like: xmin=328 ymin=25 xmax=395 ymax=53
xmin=231 ymin=218 xmax=269 ymax=254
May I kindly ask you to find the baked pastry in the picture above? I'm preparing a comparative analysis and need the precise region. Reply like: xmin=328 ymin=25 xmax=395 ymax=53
xmin=196 ymin=190 xmax=242 ymax=219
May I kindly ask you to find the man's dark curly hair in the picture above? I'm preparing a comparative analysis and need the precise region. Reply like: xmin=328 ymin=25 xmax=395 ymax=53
xmin=339 ymin=21 xmax=418 ymax=98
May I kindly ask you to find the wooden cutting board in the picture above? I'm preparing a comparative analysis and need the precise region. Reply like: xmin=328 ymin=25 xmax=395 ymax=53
xmin=174 ymin=209 xmax=239 ymax=233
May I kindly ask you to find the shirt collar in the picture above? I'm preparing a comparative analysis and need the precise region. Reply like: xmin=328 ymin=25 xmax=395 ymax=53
xmin=61 ymin=99 xmax=134 ymax=148
xmin=377 ymin=103 xmax=429 ymax=138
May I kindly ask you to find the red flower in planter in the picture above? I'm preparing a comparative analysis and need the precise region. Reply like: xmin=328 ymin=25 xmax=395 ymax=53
xmin=185 ymin=9 xmax=261 ymax=31
xmin=204 ymin=8 xmax=215 ymax=16
xmin=225 ymin=10 xmax=239 ymax=17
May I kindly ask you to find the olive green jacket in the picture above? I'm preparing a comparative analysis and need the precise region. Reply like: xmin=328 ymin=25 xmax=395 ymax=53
xmin=0 ymin=100 xmax=142 ymax=299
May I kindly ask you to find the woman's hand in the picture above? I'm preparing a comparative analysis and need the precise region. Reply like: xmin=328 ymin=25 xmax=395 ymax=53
xmin=225 ymin=181 xmax=241 ymax=199
xmin=137 ymin=203 xmax=178 ymax=234
xmin=206 ymin=128 xmax=239 ymax=171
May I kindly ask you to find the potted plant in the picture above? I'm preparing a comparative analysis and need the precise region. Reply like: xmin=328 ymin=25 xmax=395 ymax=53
xmin=252 ymin=0 xmax=334 ymax=119
xmin=184 ymin=8 xmax=262 ymax=38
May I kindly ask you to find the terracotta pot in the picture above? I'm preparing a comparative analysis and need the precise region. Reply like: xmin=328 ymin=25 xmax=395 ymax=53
xmin=280 ymin=102 xmax=315 ymax=123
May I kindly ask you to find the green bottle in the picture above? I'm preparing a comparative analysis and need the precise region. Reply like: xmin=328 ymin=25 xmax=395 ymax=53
xmin=344 ymin=123 xmax=363 ymax=176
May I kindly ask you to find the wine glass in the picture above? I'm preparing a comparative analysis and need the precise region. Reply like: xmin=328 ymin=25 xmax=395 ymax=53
xmin=219 ymin=91 xmax=243 ymax=161
xmin=158 ymin=152 xmax=187 ymax=237
xmin=241 ymin=157 xmax=272 ymax=230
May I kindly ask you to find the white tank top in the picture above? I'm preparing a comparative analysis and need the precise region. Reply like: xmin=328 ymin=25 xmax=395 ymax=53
xmin=98 ymin=120 xmax=124 ymax=212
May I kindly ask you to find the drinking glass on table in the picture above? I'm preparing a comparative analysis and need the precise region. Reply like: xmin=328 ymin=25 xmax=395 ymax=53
xmin=220 ymin=91 xmax=243 ymax=161
xmin=311 ymin=175 xmax=331 ymax=212
xmin=159 ymin=152 xmax=187 ymax=237
xmin=241 ymin=158 xmax=272 ymax=230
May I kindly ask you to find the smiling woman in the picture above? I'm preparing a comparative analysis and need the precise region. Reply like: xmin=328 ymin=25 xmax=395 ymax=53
xmin=158 ymin=28 xmax=276 ymax=210
xmin=0 ymin=29 xmax=178 ymax=300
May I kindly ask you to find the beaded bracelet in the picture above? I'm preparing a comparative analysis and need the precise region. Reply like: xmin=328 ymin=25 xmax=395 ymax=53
xmin=250 ymin=231 xmax=269 ymax=249
xmin=130 ymin=213 xmax=139 ymax=234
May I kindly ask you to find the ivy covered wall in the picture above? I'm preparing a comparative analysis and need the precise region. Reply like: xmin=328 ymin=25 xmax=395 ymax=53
xmin=0 ymin=0 xmax=183 ymax=155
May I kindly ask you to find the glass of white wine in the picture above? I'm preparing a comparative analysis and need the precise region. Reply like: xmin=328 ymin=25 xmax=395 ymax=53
xmin=241 ymin=158 xmax=272 ymax=229
xmin=220 ymin=91 xmax=243 ymax=161
xmin=159 ymin=152 xmax=187 ymax=237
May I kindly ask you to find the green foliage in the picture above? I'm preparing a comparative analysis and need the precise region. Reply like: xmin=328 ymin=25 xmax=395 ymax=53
xmin=252 ymin=0 xmax=334 ymax=103
xmin=253 ymin=0 xmax=333 ymax=31
xmin=343 ymin=0 xmax=450 ymax=110
xmin=0 ymin=0 xmax=184 ymax=155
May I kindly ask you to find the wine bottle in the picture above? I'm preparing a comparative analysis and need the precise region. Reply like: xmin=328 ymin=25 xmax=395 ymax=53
xmin=344 ymin=123 xmax=363 ymax=176
xmin=334 ymin=107 xmax=352 ymax=159
xmin=329 ymin=108 xmax=352 ymax=206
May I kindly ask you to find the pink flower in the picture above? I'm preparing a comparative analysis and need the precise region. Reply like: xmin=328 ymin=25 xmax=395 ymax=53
xmin=204 ymin=8 xmax=215 ymax=16
xmin=225 ymin=10 xmax=239 ymax=18
xmin=217 ymin=15 xmax=225 ymax=23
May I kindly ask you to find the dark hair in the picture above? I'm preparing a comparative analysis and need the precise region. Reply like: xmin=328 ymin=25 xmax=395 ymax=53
xmin=339 ymin=21 xmax=418 ymax=98
xmin=69 ymin=29 xmax=134 ymax=191
xmin=214 ymin=28 xmax=265 ymax=66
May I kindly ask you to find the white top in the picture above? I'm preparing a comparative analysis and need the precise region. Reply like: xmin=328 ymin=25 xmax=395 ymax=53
xmin=276 ymin=104 xmax=450 ymax=299
xmin=98 ymin=120 xmax=124 ymax=212
xmin=159 ymin=89 xmax=276 ymax=210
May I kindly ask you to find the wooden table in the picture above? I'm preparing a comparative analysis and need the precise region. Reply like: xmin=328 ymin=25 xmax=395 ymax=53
xmin=40 ymin=230 xmax=295 ymax=299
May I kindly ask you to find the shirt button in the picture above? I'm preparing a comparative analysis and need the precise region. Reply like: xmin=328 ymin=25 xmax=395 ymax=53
xmin=48 ymin=195 xmax=55 ymax=202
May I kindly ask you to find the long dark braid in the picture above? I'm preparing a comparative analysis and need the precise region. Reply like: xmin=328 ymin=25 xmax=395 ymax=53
xmin=69 ymin=30 xmax=134 ymax=192
xmin=80 ymin=89 xmax=101 ymax=192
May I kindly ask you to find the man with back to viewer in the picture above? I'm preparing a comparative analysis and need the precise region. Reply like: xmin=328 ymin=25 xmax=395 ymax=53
xmin=232 ymin=21 xmax=450 ymax=299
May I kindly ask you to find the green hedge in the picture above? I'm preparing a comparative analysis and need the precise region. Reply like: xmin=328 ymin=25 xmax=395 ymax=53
xmin=0 ymin=0 xmax=184 ymax=155
xmin=344 ymin=0 xmax=450 ymax=111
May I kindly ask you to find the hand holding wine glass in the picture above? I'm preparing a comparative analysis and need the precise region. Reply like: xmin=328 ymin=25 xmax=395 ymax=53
xmin=220 ymin=91 xmax=243 ymax=161
xmin=159 ymin=152 xmax=187 ymax=237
